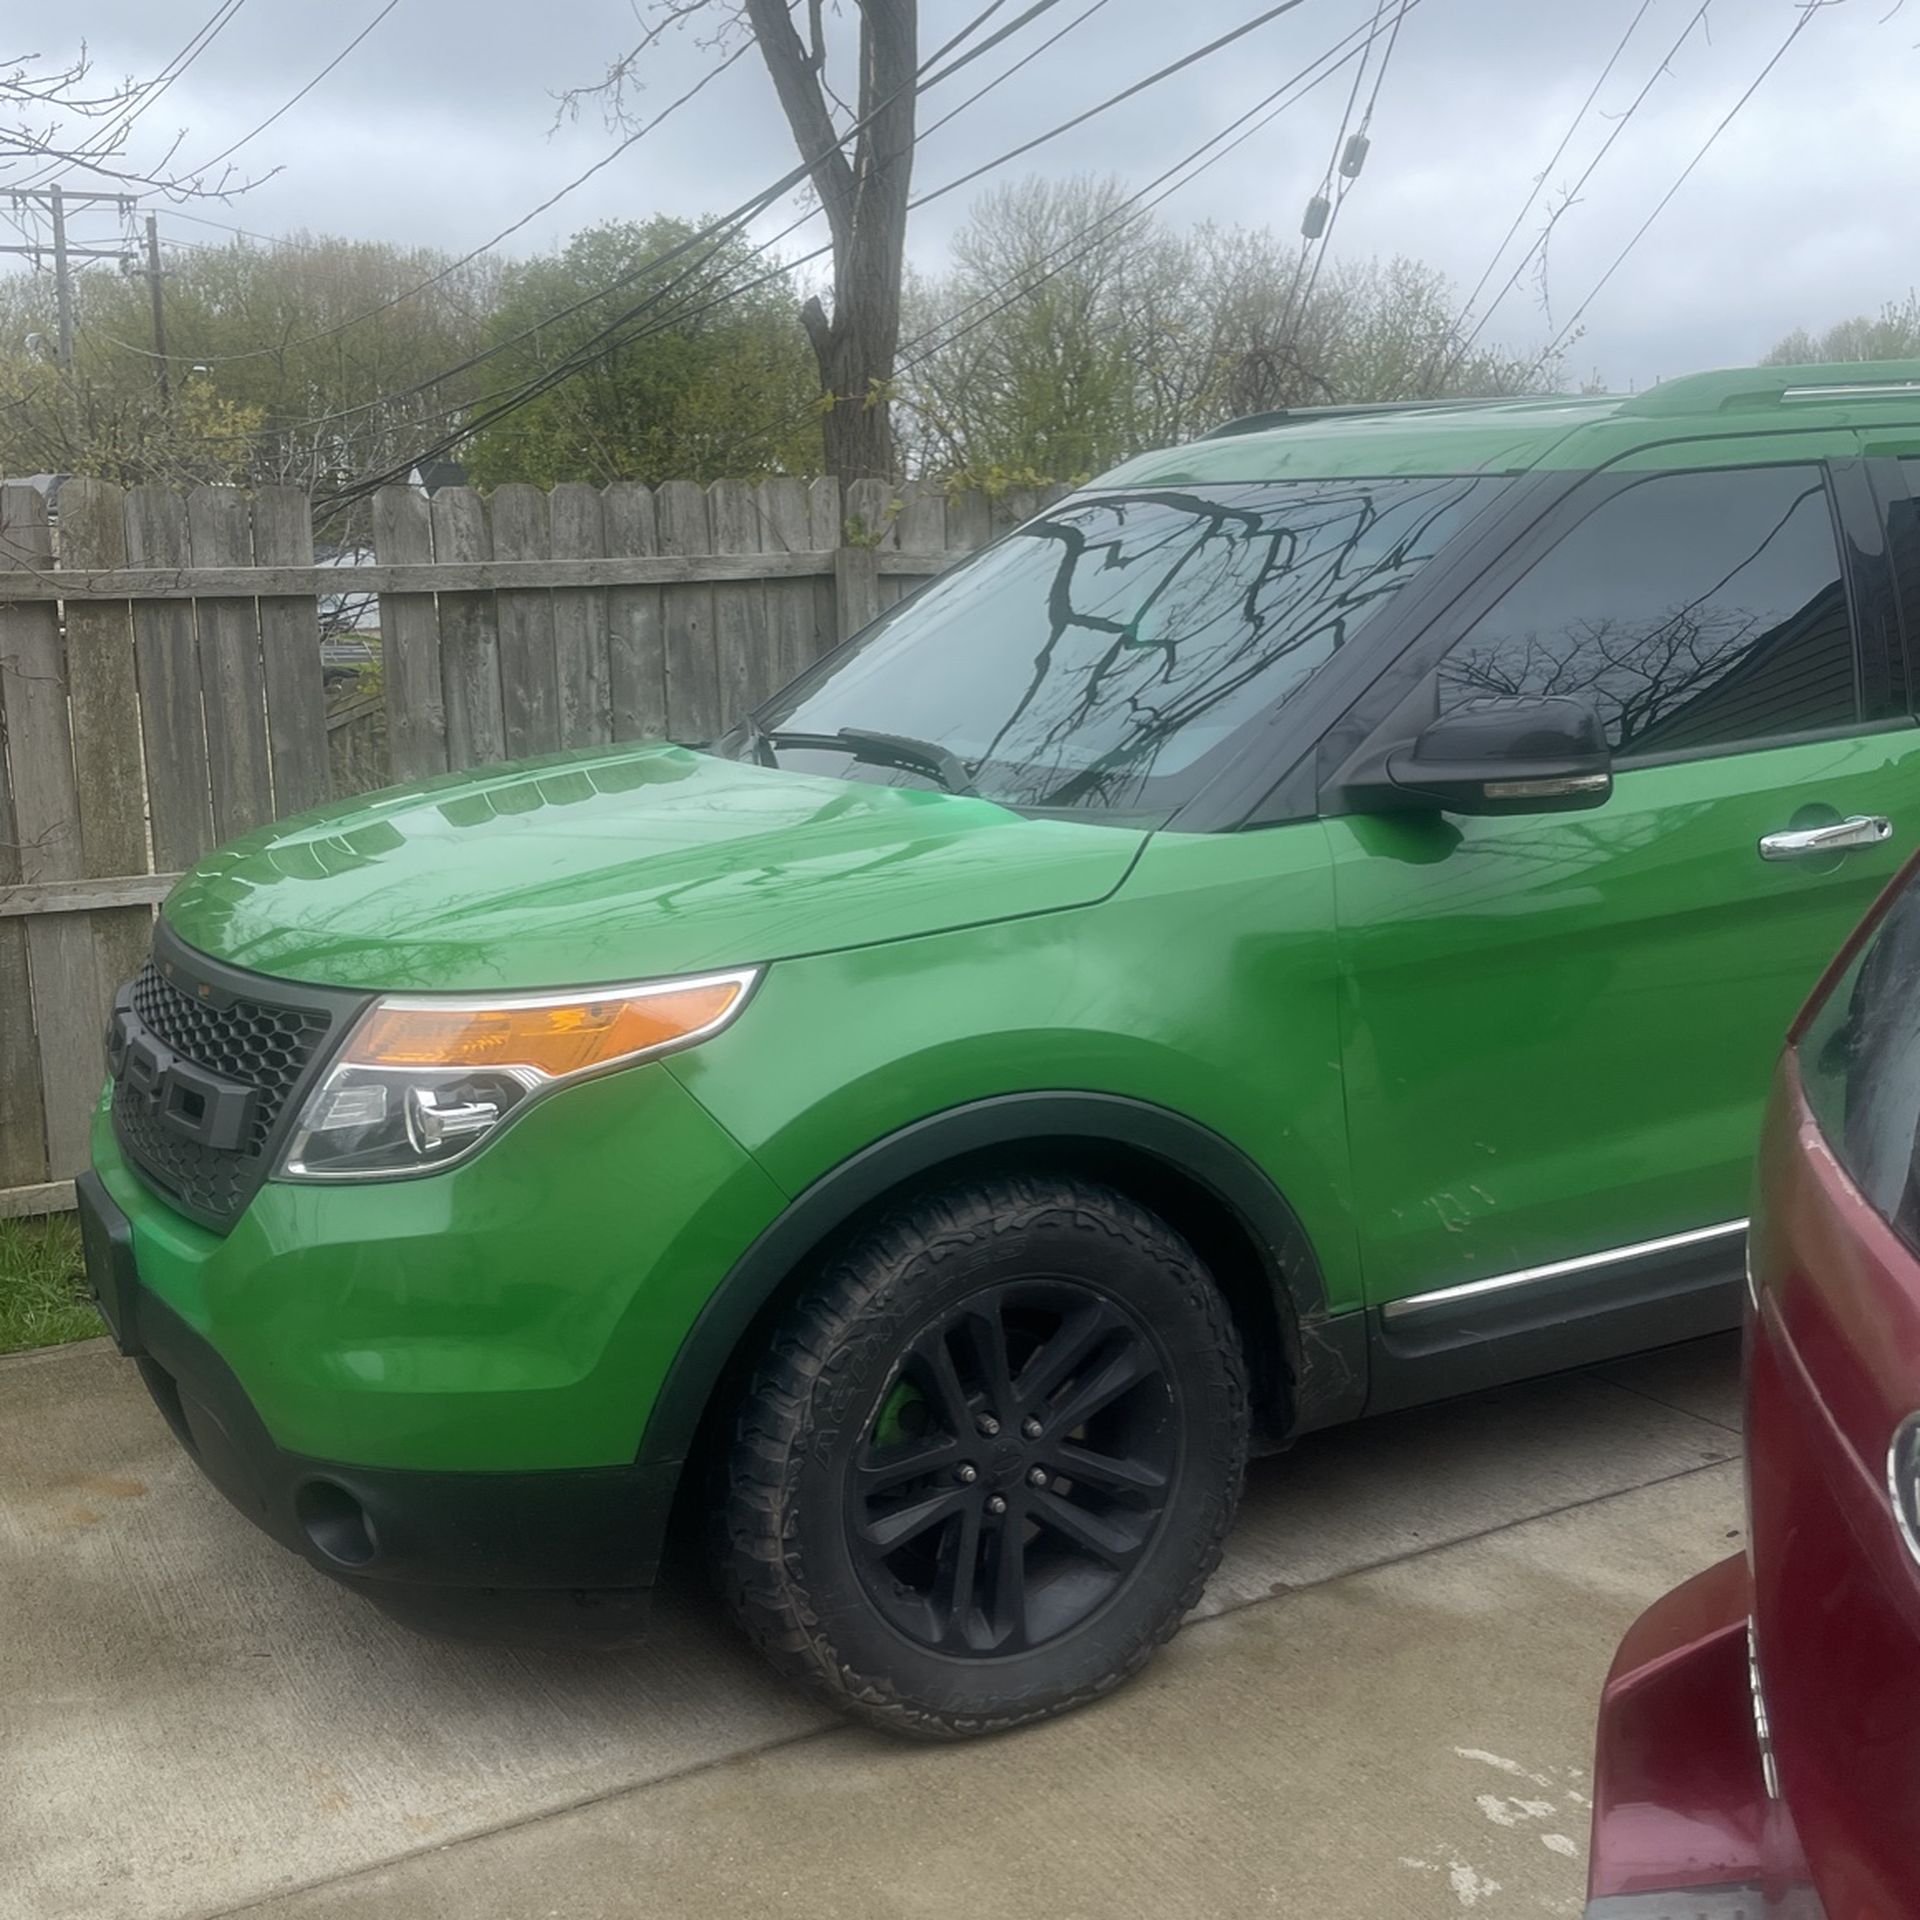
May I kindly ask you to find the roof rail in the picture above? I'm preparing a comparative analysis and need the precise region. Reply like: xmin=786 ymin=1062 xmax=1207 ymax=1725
xmin=1623 ymin=361 xmax=1920 ymax=419
xmin=1196 ymin=395 xmax=1570 ymax=440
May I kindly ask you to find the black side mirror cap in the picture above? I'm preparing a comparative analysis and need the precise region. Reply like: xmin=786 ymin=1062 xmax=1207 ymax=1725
xmin=1353 ymin=695 xmax=1613 ymax=817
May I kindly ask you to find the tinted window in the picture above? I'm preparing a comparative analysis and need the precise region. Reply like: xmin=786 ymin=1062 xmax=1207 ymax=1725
xmin=1890 ymin=457 xmax=1920 ymax=695
xmin=748 ymin=477 xmax=1501 ymax=813
xmin=1438 ymin=466 xmax=1856 ymax=761
xmin=1801 ymin=871 xmax=1920 ymax=1246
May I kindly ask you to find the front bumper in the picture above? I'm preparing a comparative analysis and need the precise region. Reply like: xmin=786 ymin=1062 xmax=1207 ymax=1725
xmin=1585 ymin=1555 xmax=1821 ymax=1919
xmin=86 ymin=1055 xmax=787 ymax=1473
xmin=80 ymin=1169 xmax=677 ymax=1643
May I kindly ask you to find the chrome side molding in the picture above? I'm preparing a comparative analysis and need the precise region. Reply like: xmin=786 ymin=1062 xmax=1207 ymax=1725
xmin=1382 ymin=1219 xmax=1748 ymax=1323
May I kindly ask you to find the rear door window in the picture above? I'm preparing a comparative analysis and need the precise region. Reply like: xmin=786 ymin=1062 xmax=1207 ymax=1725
xmin=1435 ymin=466 xmax=1863 ymax=762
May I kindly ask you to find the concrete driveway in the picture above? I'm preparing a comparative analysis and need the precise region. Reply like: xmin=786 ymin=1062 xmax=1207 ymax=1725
xmin=2 ymin=1334 xmax=1744 ymax=1920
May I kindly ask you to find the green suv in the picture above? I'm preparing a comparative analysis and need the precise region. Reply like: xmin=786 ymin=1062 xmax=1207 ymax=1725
xmin=80 ymin=362 xmax=1920 ymax=1737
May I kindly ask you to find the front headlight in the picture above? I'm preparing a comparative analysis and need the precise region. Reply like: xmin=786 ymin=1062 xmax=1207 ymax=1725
xmin=280 ymin=968 xmax=758 ymax=1180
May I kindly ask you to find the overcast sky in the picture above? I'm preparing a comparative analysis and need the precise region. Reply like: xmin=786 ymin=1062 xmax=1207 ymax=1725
xmin=9 ymin=0 xmax=1917 ymax=388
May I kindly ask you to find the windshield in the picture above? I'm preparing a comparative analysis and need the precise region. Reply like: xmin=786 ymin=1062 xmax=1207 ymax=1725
xmin=730 ymin=477 xmax=1504 ymax=814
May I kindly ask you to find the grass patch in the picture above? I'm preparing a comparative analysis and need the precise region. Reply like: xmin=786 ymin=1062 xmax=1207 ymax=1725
xmin=0 ymin=1214 xmax=102 ymax=1355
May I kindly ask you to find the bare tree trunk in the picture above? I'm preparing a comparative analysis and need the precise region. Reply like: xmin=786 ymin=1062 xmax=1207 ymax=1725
xmin=742 ymin=0 xmax=917 ymax=487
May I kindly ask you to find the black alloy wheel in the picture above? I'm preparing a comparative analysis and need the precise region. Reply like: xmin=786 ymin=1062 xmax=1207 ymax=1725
xmin=848 ymin=1279 xmax=1179 ymax=1658
xmin=719 ymin=1173 xmax=1250 ymax=1738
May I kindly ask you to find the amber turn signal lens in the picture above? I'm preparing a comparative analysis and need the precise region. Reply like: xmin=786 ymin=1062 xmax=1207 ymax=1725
xmin=348 ymin=975 xmax=751 ymax=1078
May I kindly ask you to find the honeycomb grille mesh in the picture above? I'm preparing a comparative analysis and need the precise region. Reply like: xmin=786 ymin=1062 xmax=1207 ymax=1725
xmin=112 ymin=959 xmax=334 ymax=1227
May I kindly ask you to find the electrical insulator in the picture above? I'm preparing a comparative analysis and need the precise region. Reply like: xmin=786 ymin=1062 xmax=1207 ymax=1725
xmin=1301 ymin=194 xmax=1330 ymax=240
xmin=1339 ymin=133 xmax=1370 ymax=179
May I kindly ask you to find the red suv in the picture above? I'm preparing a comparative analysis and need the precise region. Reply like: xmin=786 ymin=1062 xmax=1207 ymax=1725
xmin=1586 ymin=855 xmax=1920 ymax=1917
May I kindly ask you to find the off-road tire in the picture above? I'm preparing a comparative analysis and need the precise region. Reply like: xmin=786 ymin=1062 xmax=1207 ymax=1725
xmin=717 ymin=1172 xmax=1250 ymax=1739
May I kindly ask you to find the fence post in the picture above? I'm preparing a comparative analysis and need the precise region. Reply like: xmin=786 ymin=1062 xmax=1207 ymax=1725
xmin=835 ymin=477 xmax=892 ymax=643
xmin=0 ymin=485 xmax=95 ymax=1178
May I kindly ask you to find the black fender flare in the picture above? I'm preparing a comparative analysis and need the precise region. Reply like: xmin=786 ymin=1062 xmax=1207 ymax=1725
xmin=636 ymin=1091 xmax=1364 ymax=1468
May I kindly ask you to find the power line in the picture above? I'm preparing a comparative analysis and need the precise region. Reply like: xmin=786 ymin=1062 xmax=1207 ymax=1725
xmin=902 ymin=1 xmax=1419 ymax=376
xmin=1431 ymin=0 xmax=1714 ymax=389
xmin=179 ymin=0 xmax=406 ymax=180
xmin=913 ymin=0 xmax=1318 ymax=211
xmin=1529 ymin=0 xmax=1840 ymax=376
xmin=1280 ymin=0 xmax=1408 ymax=352
xmin=918 ymin=0 xmax=1117 ymax=144
xmin=1435 ymin=0 xmax=1656 ymax=370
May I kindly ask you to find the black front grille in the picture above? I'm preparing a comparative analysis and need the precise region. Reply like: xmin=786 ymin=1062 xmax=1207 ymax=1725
xmin=109 ymin=926 xmax=367 ymax=1232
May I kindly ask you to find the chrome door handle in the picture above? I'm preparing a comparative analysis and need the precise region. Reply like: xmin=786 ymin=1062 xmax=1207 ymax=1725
xmin=1758 ymin=815 xmax=1893 ymax=861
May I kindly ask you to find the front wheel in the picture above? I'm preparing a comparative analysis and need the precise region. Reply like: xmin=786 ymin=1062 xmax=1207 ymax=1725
xmin=718 ymin=1173 xmax=1249 ymax=1738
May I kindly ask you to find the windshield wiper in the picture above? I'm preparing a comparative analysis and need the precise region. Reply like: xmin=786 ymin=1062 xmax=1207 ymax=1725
xmin=740 ymin=718 xmax=980 ymax=797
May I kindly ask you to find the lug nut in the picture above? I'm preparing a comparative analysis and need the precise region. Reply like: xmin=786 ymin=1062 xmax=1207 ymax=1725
xmin=1021 ymin=1417 xmax=1042 ymax=1439
xmin=956 ymin=1464 xmax=979 ymax=1485
xmin=1028 ymin=1467 xmax=1049 ymax=1488
xmin=986 ymin=1495 xmax=1007 ymax=1515
xmin=977 ymin=1414 xmax=1001 ymax=1436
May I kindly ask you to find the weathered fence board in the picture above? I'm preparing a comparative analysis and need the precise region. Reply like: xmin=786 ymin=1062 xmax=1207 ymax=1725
xmin=551 ymin=484 xmax=611 ymax=751
xmin=493 ymin=485 xmax=560 ymax=760
xmin=191 ymin=487 xmax=275 ymax=841
xmin=255 ymin=485 xmax=331 ymax=817
xmin=374 ymin=486 xmax=445 ymax=784
xmin=657 ymin=481 xmax=719 ymax=743
xmin=0 ymin=472 xmax=1029 ymax=1210
xmin=58 ymin=480 xmax=153 ymax=1012
xmin=604 ymin=484 xmax=665 ymax=743
xmin=431 ymin=486 xmax=505 ymax=768
xmin=0 ymin=493 xmax=49 ymax=1189
xmin=125 ymin=485 xmax=215 ymax=870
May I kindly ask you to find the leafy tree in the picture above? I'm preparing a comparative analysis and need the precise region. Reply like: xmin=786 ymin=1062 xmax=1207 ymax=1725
xmin=1765 ymin=293 xmax=1920 ymax=366
xmin=0 ymin=234 xmax=501 ymax=492
xmin=0 ymin=355 xmax=263 ymax=486
xmin=462 ymin=218 xmax=821 ymax=487
xmin=900 ymin=176 xmax=1557 ymax=485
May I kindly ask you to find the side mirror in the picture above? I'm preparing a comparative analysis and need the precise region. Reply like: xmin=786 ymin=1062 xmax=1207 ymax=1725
xmin=1361 ymin=695 xmax=1613 ymax=816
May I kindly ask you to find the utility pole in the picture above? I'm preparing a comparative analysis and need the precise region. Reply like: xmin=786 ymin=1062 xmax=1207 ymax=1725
xmin=0 ymin=189 xmax=139 ymax=367
xmin=49 ymin=186 xmax=73 ymax=369
xmin=145 ymin=213 xmax=170 ymax=401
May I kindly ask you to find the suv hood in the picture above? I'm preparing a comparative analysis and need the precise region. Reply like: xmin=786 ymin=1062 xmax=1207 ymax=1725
xmin=162 ymin=745 xmax=1147 ymax=992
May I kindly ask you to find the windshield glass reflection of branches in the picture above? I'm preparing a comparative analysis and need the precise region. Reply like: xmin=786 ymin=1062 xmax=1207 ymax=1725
xmin=990 ymin=488 xmax=1455 ymax=808
xmin=793 ymin=479 xmax=1490 ymax=812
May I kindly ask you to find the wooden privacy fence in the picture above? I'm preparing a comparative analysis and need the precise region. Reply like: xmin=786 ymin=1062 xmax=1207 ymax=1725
xmin=0 ymin=472 xmax=1066 ymax=1217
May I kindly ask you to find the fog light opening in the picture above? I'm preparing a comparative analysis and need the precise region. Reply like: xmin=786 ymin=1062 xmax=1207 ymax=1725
xmin=296 ymin=1479 xmax=379 ymax=1568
